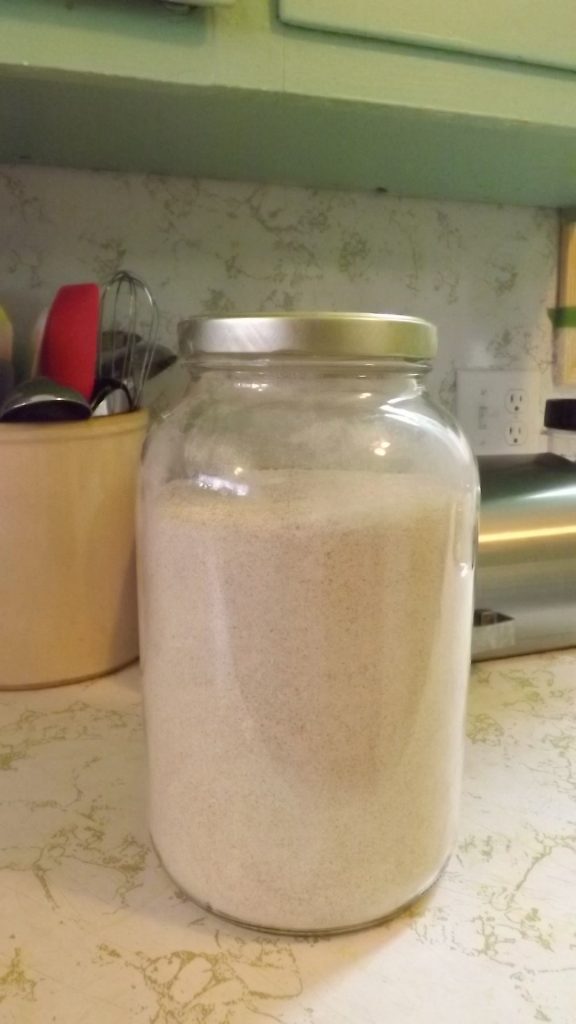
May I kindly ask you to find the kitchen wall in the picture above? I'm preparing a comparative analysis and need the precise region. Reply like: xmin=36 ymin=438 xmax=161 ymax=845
xmin=0 ymin=164 xmax=557 ymax=417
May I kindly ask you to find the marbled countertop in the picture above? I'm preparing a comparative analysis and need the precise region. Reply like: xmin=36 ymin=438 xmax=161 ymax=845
xmin=0 ymin=653 xmax=574 ymax=1023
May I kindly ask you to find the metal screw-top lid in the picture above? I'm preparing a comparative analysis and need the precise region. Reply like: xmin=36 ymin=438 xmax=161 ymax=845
xmin=179 ymin=313 xmax=437 ymax=361
xmin=544 ymin=398 xmax=576 ymax=432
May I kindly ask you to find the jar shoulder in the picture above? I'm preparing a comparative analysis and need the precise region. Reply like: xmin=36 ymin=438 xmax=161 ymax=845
xmin=144 ymin=377 xmax=476 ymax=492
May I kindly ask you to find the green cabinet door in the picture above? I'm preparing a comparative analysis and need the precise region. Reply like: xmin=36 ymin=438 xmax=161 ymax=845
xmin=280 ymin=0 xmax=576 ymax=72
xmin=4 ymin=0 xmax=576 ymax=205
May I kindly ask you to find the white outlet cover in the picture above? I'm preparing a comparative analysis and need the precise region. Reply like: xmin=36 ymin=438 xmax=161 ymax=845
xmin=456 ymin=369 xmax=542 ymax=456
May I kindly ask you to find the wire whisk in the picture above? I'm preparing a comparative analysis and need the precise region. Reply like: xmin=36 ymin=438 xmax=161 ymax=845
xmin=98 ymin=270 xmax=159 ymax=409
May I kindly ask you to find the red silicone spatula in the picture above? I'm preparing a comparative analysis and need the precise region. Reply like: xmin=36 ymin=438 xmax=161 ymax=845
xmin=39 ymin=283 xmax=100 ymax=400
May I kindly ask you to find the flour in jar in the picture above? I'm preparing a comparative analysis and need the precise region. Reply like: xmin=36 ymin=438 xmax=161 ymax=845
xmin=140 ymin=470 xmax=473 ymax=932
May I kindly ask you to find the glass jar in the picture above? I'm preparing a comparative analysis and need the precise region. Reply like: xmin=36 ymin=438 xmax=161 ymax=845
xmin=138 ymin=314 xmax=478 ymax=935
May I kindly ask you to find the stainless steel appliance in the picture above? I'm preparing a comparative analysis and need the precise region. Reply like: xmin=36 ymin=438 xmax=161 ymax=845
xmin=474 ymin=449 xmax=576 ymax=659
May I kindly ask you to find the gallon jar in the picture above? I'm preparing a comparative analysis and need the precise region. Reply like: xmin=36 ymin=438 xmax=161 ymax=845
xmin=138 ymin=314 xmax=478 ymax=934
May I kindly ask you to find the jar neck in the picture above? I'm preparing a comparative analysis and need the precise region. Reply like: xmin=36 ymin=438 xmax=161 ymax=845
xmin=189 ymin=356 xmax=431 ymax=384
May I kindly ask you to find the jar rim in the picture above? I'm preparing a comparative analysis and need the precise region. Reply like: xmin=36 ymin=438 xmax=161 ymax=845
xmin=178 ymin=313 xmax=437 ymax=362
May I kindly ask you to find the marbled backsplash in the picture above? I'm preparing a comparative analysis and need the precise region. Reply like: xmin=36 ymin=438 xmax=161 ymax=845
xmin=0 ymin=165 xmax=558 ymax=412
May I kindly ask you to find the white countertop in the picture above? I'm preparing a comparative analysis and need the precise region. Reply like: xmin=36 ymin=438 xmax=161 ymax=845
xmin=0 ymin=652 xmax=575 ymax=1023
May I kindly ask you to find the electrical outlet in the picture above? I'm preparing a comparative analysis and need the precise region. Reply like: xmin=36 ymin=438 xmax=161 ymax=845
xmin=505 ymin=422 xmax=526 ymax=446
xmin=505 ymin=389 xmax=526 ymax=414
xmin=456 ymin=369 xmax=541 ymax=455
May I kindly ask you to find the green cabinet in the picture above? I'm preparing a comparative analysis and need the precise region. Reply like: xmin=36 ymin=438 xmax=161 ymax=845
xmin=1 ymin=0 xmax=576 ymax=206
xmin=280 ymin=0 xmax=576 ymax=73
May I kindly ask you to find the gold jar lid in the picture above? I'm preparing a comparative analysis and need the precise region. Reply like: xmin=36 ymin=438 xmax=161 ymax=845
xmin=179 ymin=313 xmax=437 ymax=361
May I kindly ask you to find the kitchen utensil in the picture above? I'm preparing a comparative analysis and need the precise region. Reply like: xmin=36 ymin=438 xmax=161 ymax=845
xmin=0 ymin=305 xmax=13 ymax=363
xmin=0 ymin=377 xmax=91 ymax=423
xmin=99 ymin=329 xmax=143 ymax=358
xmin=0 ymin=359 xmax=14 ymax=406
xmin=100 ymin=341 xmax=176 ymax=384
xmin=91 ymin=378 xmax=133 ymax=417
xmin=30 ymin=307 xmax=49 ymax=377
xmin=98 ymin=271 xmax=159 ymax=408
xmin=140 ymin=356 xmax=186 ymax=413
xmin=40 ymin=283 xmax=99 ymax=400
